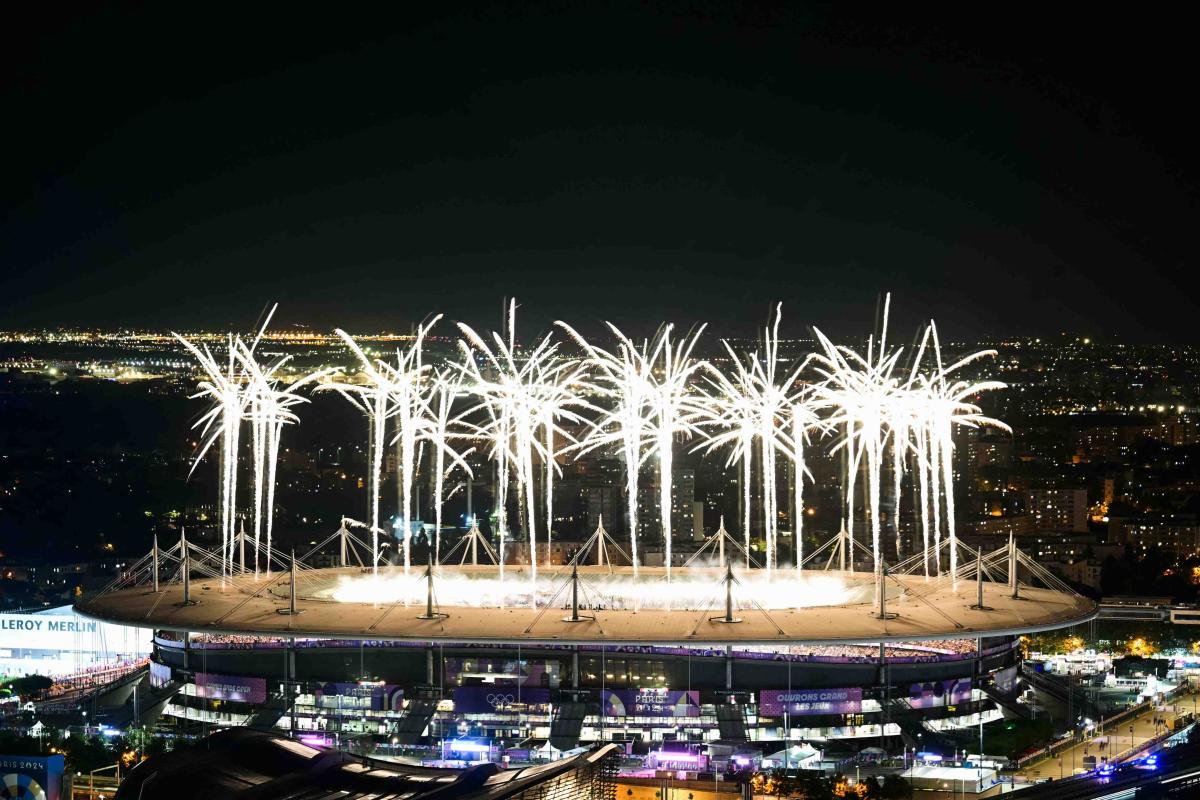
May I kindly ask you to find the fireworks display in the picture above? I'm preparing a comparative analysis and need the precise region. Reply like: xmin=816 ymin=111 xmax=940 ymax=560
xmin=808 ymin=296 xmax=1009 ymax=585
xmin=560 ymin=321 xmax=708 ymax=578
xmin=326 ymin=566 xmax=862 ymax=610
xmin=694 ymin=305 xmax=810 ymax=577
xmin=176 ymin=305 xmax=328 ymax=577
xmin=175 ymin=297 xmax=1008 ymax=601
xmin=456 ymin=301 xmax=589 ymax=583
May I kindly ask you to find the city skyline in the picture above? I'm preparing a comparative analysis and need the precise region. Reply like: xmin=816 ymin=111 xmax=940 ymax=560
xmin=1 ymin=317 xmax=1197 ymax=346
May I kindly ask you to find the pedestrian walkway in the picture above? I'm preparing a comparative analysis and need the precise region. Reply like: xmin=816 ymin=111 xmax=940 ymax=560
xmin=1018 ymin=692 xmax=1198 ymax=781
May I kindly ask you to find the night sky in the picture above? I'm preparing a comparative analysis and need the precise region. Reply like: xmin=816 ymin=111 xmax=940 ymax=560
xmin=2 ymin=3 xmax=1197 ymax=340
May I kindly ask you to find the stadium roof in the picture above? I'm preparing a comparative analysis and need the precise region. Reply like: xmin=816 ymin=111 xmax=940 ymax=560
xmin=117 ymin=729 xmax=620 ymax=800
xmin=78 ymin=565 xmax=1098 ymax=645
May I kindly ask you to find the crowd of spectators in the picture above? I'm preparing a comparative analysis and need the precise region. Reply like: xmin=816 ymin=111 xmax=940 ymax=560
xmin=178 ymin=633 xmax=419 ymax=650
xmin=43 ymin=658 xmax=148 ymax=699
xmin=166 ymin=633 xmax=990 ymax=663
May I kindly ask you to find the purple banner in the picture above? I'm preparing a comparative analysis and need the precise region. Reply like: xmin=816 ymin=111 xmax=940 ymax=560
xmin=601 ymin=689 xmax=700 ymax=718
xmin=758 ymin=688 xmax=863 ymax=716
xmin=315 ymin=682 xmax=403 ymax=711
xmin=907 ymin=678 xmax=971 ymax=708
xmin=453 ymin=686 xmax=551 ymax=713
xmin=194 ymin=671 xmax=267 ymax=704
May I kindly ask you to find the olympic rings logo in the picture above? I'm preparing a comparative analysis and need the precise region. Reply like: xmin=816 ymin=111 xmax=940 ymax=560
xmin=487 ymin=693 xmax=516 ymax=707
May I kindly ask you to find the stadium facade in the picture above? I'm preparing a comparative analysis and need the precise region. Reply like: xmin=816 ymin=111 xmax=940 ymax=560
xmin=143 ymin=628 xmax=1020 ymax=767
xmin=77 ymin=537 xmax=1094 ymax=772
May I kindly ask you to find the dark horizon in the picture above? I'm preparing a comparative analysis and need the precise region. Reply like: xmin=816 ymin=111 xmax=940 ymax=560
xmin=2 ymin=4 xmax=1197 ymax=341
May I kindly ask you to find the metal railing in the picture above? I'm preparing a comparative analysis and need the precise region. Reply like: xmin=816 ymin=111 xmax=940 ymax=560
xmin=1011 ymin=683 xmax=1192 ymax=770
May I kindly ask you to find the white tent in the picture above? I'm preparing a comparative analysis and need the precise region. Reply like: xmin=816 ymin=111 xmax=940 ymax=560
xmin=905 ymin=765 xmax=999 ymax=794
xmin=761 ymin=744 xmax=820 ymax=769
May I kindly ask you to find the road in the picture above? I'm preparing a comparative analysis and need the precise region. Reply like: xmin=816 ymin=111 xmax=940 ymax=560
xmin=1018 ymin=692 xmax=1199 ymax=781
xmin=1005 ymin=750 xmax=1200 ymax=799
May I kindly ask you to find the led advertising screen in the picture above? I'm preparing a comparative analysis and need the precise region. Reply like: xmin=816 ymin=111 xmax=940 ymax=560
xmin=193 ymin=671 xmax=267 ymax=704
xmin=314 ymin=682 xmax=403 ymax=711
xmin=601 ymin=689 xmax=700 ymax=718
xmin=149 ymin=660 xmax=172 ymax=689
xmin=758 ymin=688 xmax=863 ymax=716
xmin=907 ymin=678 xmax=972 ymax=708
xmin=452 ymin=686 xmax=551 ymax=713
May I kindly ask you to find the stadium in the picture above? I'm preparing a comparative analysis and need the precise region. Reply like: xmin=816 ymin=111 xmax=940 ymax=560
xmin=68 ymin=301 xmax=1097 ymax=788
xmin=75 ymin=524 xmax=1095 ymax=778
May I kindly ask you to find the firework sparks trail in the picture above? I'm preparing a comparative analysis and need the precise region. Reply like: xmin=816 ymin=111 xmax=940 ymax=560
xmin=913 ymin=418 xmax=932 ymax=576
xmin=789 ymin=398 xmax=821 ymax=574
xmin=458 ymin=301 xmax=586 ymax=586
xmin=534 ymin=358 xmax=593 ymax=567
xmin=234 ymin=335 xmax=328 ymax=574
xmin=175 ymin=332 xmax=248 ymax=577
xmin=927 ymin=411 xmax=942 ymax=571
xmin=466 ymin=400 xmax=513 ymax=579
xmin=426 ymin=369 xmax=475 ymax=564
xmin=646 ymin=325 xmax=708 ymax=579
xmin=694 ymin=366 xmax=756 ymax=568
xmin=900 ymin=325 xmax=936 ymax=576
xmin=695 ymin=305 xmax=817 ymax=577
xmin=385 ymin=316 xmax=441 ymax=572
xmin=243 ymin=307 xmax=276 ymax=576
xmin=808 ymin=297 xmax=1009 ymax=589
xmin=177 ymin=306 xmax=325 ymax=577
xmin=319 ymin=331 xmax=397 ymax=575
xmin=559 ymin=322 xmax=707 ymax=579
xmin=809 ymin=295 xmax=909 ymax=590
xmin=324 ymin=319 xmax=446 ymax=573
xmin=457 ymin=303 xmax=529 ymax=582
xmin=916 ymin=322 xmax=1010 ymax=581
xmin=173 ymin=296 xmax=1010 ymax=606
xmin=556 ymin=322 xmax=653 ymax=574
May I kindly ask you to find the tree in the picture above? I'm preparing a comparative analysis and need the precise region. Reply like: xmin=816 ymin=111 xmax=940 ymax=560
xmin=57 ymin=732 xmax=118 ymax=773
xmin=795 ymin=772 xmax=834 ymax=800
xmin=0 ymin=731 xmax=42 ymax=756
xmin=3 ymin=674 xmax=52 ymax=698
xmin=879 ymin=774 xmax=910 ymax=799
